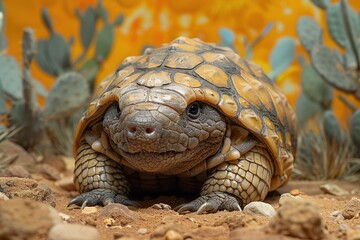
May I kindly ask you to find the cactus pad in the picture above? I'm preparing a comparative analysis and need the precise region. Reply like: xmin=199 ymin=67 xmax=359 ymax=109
xmin=79 ymin=7 xmax=96 ymax=51
xmin=350 ymin=109 xmax=360 ymax=148
xmin=311 ymin=0 xmax=330 ymax=9
xmin=0 ymin=56 xmax=23 ymax=100
xmin=297 ymin=16 xmax=322 ymax=52
xmin=296 ymin=93 xmax=325 ymax=126
xmin=311 ymin=45 xmax=357 ymax=92
xmin=44 ymin=72 xmax=90 ymax=119
xmin=301 ymin=64 xmax=332 ymax=107
xmin=326 ymin=3 xmax=360 ymax=49
xmin=323 ymin=110 xmax=343 ymax=144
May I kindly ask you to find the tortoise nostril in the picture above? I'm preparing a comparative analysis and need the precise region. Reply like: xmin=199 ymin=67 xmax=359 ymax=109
xmin=128 ymin=126 xmax=137 ymax=134
xmin=145 ymin=127 xmax=155 ymax=134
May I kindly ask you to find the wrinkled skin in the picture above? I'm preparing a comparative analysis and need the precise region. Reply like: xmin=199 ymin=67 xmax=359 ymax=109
xmin=103 ymin=101 xmax=227 ymax=175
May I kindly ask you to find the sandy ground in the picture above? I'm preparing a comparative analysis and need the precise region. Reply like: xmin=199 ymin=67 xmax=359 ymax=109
xmin=3 ymin=172 xmax=359 ymax=240
xmin=0 ymin=145 xmax=359 ymax=240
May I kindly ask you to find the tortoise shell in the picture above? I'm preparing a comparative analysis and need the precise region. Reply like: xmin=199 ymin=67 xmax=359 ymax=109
xmin=74 ymin=37 xmax=297 ymax=191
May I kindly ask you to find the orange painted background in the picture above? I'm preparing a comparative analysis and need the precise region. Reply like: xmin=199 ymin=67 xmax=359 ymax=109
xmin=3 ymin=0 xmax=360 ymax=125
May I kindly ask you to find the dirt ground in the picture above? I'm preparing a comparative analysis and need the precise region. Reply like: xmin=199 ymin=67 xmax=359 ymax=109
xmin=1 ymin=147 xmax=360 ymax=240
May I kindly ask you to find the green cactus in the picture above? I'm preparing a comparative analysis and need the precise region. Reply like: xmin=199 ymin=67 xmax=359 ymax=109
xmin=296 ymin=93 xmax=325 ymax=127
xmin=78 ymin=7 xmax=97 ymax=52
xmin=301 ymin=64 xmax=333 ymax=107
xmin=295 ymin=0 xmax=360 ymax=180
xmin=297 ymin=16 xmax=322 ymax=52
xmin=0 ymin=56 xmax=23 ymax=100
xmin=311 ymin=45 xmax=357 ymax=93
xmin=350 ymin=110 xmax=360 ymax=151
xmin=44 ymin=72 xmax=90 ymax=119
xmin=323 ymin=110 xmax=344 ymax=145
xmin=298 ymin=0 xmax=360 ymax=100
xmin=311 ymin=0 xmax=330 ymax=9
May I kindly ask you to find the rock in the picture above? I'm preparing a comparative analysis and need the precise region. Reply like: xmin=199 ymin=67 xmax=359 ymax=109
xmin=342 ymin=197 xmax=360 ymax=220
xmin=104 ymin=217 xmax=116 ymax=227
xmin=0 ymin=177 xmax=56 ymax=207
xmin=320 ymin=183 xmax=349 ymax=196
xmin=165 ymin=230 xmax=183 ymax=240
xmin=42 ymin=155 xmax=67 ymax=172
xmin=137 ymin=228 xmax=148 ymax=235
xmin=58 ymin=212 xmax=71 ymax=221
xmin=55 ymin=176 xmax=77 ymax=191
xmin=1 ymin=165 xmax=32 ymax=178
xmin=267 ymin=201 xmax=327 ymax=240
xmin=279 ymin=193 xmax=304 ymax=206
xmin=331 ymin=210 xmax=344 ymax=221
xmin=0 ymin=140 xmax=36 ymax=169
xmin=48 ymin=223 xmax=100 ymax=240
xmin=290 ymin=189 xmax=301 ymax=196
xmin=151 ymin=203 xmax=172 ymax=210
xmin=0 ymin=198 xmax=60 ymax=240
xmin=82 ymin=207 xmax=98 ymax=214
xmin=243 ymin=201 xmax=276 ymax=217
xmin=100 ymin=203 xmax=137 ymax=225
xmin=0 ymin=192 xmax=9 ymax=201
xmin=41 ymin=163 xmax=61 ymax=181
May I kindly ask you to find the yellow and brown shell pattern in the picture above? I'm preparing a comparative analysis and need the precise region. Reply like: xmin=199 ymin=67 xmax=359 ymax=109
xmin=75 ymin=37 xmax=297 ymax=191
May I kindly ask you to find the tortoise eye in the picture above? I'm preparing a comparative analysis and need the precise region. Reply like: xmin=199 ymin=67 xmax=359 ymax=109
xmin=186 ymin=102 xmax=201 ymax=119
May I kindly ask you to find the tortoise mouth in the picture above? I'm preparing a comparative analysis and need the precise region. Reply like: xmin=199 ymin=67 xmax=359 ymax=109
xmin=118 ymin=148 xmax=192 ymax=175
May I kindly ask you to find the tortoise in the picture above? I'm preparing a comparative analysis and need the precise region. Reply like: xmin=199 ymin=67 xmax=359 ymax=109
xmin=69 ymin=37 xmax=297 ymax=214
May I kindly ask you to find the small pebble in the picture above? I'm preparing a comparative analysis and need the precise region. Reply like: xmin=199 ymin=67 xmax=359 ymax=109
xmin=151 ymin=203 xmax=172 ymax=210
xmin=330 ymin=210 xmax=344 ymax=221
xmin=0 ymin=192 xmax=9 ymax=201
xmin=320 ymin=183 xmax=349 ymax=196
xmin=137 ymin=228 xmax=148 ymax=235
xmin=165 ymin=229 xmax=183 ymax=240
xmin=290 ymin=189 xmax=301 ymax=196
xmin=100 ymin=203 xmax=137 ymax=224
xmin=58 ymin=212 xmax=71 ymax=221
xmin=82 ymin=207 xmax=98 ymax=214
xmin=243 ymin=201 xmax=276 ymax=217
xmin=279 ymin=193 xmax=304 ymax=206
xmin=342 ymin=197 xmax=360 ymax=220
xmin=48 ymin=223 xmax=100 ymax=240
xmin=104 ymin=218 xmax=116 ymax=227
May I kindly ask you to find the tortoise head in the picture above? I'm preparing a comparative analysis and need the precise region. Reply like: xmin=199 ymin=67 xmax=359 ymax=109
xmin=102 ymin=82 xmax=227 ymax=175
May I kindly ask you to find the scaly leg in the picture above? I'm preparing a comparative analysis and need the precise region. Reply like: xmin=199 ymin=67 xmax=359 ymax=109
xmin=68 ymin=142 xmax=137 ymax=208
xmin=176 ymin=146 xmax=274 ymax=214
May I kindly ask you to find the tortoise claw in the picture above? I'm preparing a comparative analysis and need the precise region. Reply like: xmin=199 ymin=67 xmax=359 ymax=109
xmin=67 ymin=189 xmax=139 ymax=208
xmin=175 ymin=192 xmax=242 ymax=214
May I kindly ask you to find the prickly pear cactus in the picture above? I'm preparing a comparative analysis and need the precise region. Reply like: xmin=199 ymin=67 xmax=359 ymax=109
xmin=297 ymin=16 xmax=322 ymax=52
xmin=323 ymin=110 xmax=344 ymax=145
xmin=350 ymin=110 xmax=360 ymax=150
xmin=298 ymin=0 xmax=360 ymax=101
xmin=0 ymin=56 xmax=23 ymax=100
xmin=44 ymin=72 xmax=90 ymax=119
xmin=311 ymin=45 xmax=357 ymax=93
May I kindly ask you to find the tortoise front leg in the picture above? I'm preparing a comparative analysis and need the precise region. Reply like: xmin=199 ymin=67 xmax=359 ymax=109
xmin=176 ymin=146 xmax=274 ymax=214
xmin=68 ymin=142 xmax=137 ymax=208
